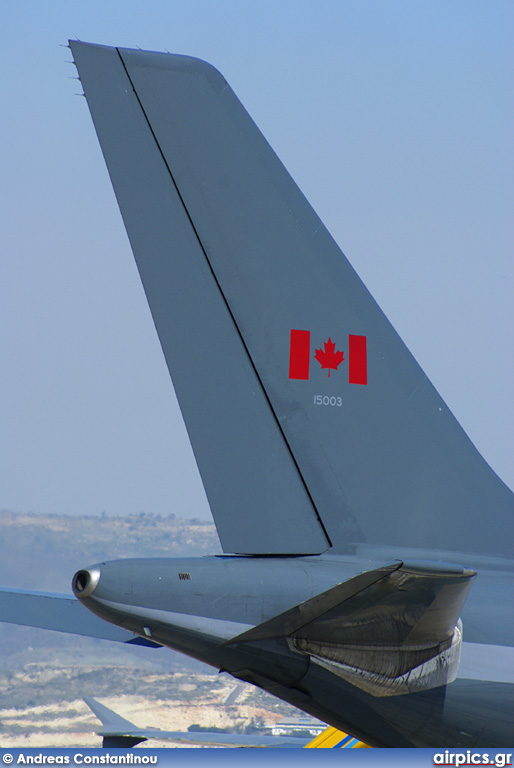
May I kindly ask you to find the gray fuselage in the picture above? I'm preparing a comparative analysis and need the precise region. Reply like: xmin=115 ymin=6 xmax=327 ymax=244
xmin=73 ymin=549 xmax=514 ymax=747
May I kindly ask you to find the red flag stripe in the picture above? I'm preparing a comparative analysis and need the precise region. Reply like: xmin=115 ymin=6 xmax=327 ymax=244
xmin=349 ymin=335 xmax=367 ymax=385
xmin=289 ymin=329 xmax=310 ymax=379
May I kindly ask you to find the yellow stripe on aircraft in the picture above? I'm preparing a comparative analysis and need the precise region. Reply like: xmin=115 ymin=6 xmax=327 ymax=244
xmin=304 ymin=726 xmax=370 ymax=748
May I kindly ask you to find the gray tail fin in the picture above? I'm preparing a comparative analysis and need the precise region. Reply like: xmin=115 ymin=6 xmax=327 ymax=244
xmin=70 ymin=42 xmax=514 ymax=557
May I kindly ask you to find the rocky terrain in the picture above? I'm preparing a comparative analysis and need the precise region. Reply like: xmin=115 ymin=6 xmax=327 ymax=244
xmin=0 ymin=673 xmax=289 ymax=748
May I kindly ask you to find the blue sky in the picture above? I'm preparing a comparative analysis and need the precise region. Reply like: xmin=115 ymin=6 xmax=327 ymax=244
xmin=1 ymin=1 xmax=512 ymax=519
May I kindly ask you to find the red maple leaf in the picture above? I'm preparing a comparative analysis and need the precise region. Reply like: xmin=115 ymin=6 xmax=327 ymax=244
xmin=315 ymin=337 xmax=344 ymax=377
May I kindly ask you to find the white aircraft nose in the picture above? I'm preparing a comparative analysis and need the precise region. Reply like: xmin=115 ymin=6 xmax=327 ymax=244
xmin=72 ymin=567 xmax=101 ymax=598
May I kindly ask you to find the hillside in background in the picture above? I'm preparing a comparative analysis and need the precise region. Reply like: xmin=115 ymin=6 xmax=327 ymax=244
xmin=0 ymin=509 xmax=221 ymax=593
xmin=0 ymin=511 xmax=300 ymax=746
xmin=0 ymin=508 xmax=221 ymax=675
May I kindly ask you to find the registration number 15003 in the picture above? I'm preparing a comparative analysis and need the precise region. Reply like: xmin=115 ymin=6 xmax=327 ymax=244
xmin=314 ymin=395 xmax=342 ymax=407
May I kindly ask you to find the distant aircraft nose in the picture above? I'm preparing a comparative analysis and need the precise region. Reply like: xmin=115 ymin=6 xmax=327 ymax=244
xmin=72 ymin=567 xmax=101 ymax=598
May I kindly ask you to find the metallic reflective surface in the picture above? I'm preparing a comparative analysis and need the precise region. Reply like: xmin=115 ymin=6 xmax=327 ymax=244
xmin=72 ymin=567 xmax=101 ymax=598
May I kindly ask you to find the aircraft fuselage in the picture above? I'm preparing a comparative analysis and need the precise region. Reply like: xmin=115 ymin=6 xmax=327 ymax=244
xmin=72 ymin=551 xmax=514 ymax=747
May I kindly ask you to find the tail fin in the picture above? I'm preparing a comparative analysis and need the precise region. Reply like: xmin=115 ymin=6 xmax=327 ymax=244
xmin=70 ymin=42 xmax=514 ymax=557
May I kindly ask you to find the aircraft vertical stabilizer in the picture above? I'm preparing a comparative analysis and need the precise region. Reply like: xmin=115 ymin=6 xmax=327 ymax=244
xmin=70 ymin=41 xmax=329 ymax=556
xmin=70 ymin=41 xmax=514 ymax=556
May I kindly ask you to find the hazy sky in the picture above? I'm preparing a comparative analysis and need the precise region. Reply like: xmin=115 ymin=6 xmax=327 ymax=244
xmin=1 ymin=1 xmax=512 ymax=521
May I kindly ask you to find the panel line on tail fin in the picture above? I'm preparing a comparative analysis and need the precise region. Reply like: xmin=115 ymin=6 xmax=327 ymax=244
xmin=123 ymin=44 xmax=514 ymax=556
xmin=114 ymin=47 xmax=331 ymax=551
xmin=73 ymin=42 xmax=514 ymax=557
xmin=71 ymin=41 xmax=329 ymax=555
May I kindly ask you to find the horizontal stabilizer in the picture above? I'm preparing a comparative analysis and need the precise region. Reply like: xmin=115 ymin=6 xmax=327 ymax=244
xmin=84 ymin=697 xmax=148 ymax=748
xmin=85 ymin=697 xmax=143 ymax=733
xmin=84 ymin=697 xmax=309 ymax=748
xmin=0 ymin=587 xmax=160 ymax=647
xmin=226 ymin=562 xmax=475 ymax=696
